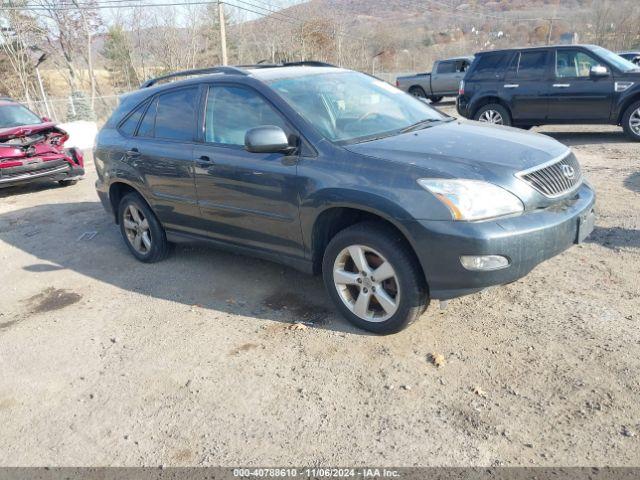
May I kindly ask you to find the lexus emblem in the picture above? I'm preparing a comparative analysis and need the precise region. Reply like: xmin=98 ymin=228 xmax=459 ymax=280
xmin=561 ymin=164 xmax=575 ymax=179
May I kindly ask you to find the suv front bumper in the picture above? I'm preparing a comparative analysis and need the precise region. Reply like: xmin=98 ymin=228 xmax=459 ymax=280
xmin=407 ymin=183 xmax=596 ymax=300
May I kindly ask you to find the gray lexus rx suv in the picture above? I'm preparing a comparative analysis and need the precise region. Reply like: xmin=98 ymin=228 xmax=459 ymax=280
xmin=95 ymin=62 xmax=596 ymax=334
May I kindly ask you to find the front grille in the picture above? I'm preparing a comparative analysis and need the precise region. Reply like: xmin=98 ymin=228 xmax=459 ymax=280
xmin=518 ymin=152 xmax=582 ymax=198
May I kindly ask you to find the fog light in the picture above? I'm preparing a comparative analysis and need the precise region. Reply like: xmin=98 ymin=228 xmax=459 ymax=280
xmin=460 ymin=255 xmax=509 ymax=271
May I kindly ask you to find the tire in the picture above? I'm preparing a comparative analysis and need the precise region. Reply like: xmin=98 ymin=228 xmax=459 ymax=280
xmin=474 ymin=103 xmax=512 ymax=127
xmin=117 ymin=192 xmax=170 ymax=263
xmin=429 ymin=96 xmax=443 ymax=104
xmin=322 ymin=221 xmax=429 ymax=334
xmin=58 ymin=179 xmax=78 ymax=187
xmin=408 ymin=86 xmax=427 ymax=98
xmin=622 ymin=100 xmax=640 ymax=141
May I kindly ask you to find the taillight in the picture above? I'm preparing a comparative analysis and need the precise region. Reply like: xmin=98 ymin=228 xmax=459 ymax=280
xmin=458 ymin=80 xmax=465 ymax=96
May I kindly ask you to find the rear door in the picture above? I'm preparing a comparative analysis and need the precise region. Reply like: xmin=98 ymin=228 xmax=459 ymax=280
xmin=502 ymin=49 xmax=551 ymax=123
xmin=191 ymin=83 xmax=304 ymax=258
xmin=126 ymin=86 xmax=200 ymax=230
xmin=547 ymin=47 xmax=614 ymax=121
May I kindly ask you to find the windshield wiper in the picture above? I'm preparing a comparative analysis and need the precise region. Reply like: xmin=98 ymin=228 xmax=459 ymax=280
xmin=400 ymin=118 xmax=442 ymax=133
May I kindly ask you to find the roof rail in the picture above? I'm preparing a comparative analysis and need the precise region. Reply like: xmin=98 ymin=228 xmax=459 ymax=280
xmin=140 ymin=66 xmax=248 ymax=88
xmin=239 ymin=60 xmax=338 ymax=69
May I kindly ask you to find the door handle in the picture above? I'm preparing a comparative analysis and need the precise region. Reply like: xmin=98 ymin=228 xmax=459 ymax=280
xmin=125 ymin=148 xmax=140 ymax=158
xmin=552 ymin=83 xmax=571 ymax=88
xmin=504 ymin=84 xmax=519 ymax=88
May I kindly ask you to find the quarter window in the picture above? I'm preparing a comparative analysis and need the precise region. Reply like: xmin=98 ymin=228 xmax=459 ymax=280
xmin=204 ymin=85 xmax=288 ymax=146
xmin=137 ymin=97 xmax=157 ymax=138
xmin=119 ymin=101 xmax=147 ymax=136
xmin=556 ymin=50 xmax=602 ymax=78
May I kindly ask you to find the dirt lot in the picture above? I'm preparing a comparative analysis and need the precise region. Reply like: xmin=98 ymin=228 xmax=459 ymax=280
xmin=1 ymin=104 xmax=639 ymax=466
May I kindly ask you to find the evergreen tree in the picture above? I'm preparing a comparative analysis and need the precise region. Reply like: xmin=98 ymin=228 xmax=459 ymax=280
xmin=67 ymin=91 xmax=96 ymax=121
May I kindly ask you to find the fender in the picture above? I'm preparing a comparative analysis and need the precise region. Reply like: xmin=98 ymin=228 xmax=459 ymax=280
xmin=300 ymin=187 xmax=421 ymax=259
xmin=613 ymin=85 xmax=640 ymax=124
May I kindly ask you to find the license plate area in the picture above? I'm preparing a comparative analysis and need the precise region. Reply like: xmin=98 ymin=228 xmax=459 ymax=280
xmin=576 ymin=208 xmax=596 ymax=244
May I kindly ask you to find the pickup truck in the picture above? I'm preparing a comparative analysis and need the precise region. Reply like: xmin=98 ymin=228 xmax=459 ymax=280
xmin=456 ymin=44 xmax=640 ymax=141
xmin=396 ymin=56 xmax=473 ymax=103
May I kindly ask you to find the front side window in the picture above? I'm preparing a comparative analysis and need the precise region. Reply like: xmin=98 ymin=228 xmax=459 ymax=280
xmin=456 ymin=60 xmax=471 ymax=73
xmin=204 ymin=85 xmax=288 ymax=146
xmin=556 ymin=50 xmax=601 ymax=78
xmin=269 ymin=71 xmax=446 ymax=143
xmin=515 ymin=51 xmax=549 ymax=79
xmin=0 ymin=104 xmax=43 ymax=128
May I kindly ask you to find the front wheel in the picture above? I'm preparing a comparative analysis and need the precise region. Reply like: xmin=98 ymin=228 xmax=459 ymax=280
xmin=322 ymin=222 xmax=429 ymax=334
xmin=622 ymin=100 xmax=640 ymax=141
xmin=474 ymin=103 xmax=512 ymax=126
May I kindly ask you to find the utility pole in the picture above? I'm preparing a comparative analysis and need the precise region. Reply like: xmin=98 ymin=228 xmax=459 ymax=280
xmin=218 ymin=1 xmax=228 ymax=65
xmin=547 ymin=18 xmax=554 ymax=45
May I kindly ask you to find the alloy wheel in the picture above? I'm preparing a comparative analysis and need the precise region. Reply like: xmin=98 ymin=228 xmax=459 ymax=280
xmin=478 ymin=109 xmax=504 ymax=124
xmin=332 ymin=245 xmax=400 ymax=322
xmin=629 ymin=108 xmax=640 ymax=136
xmin=123 ymin=204 xmax=152 ymax=254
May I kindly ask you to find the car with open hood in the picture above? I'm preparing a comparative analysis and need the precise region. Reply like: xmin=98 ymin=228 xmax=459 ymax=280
xmin=0 ymin=98 xmax=84 ymax=189
xmin=95 ymin=62 xmax=595 ymax=334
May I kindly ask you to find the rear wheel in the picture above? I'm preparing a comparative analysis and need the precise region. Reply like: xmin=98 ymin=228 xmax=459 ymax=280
xmin=429 ymin=96 xmax=443 ymax=104
xmin=474 ymin=103 xmax=512 ymax=127
xmin=408 ymin=86 xmax=427 ymax=98
xmin=118 ymin=192 xmax=170 ymax=263
xmin=622 ymin=101 xmax=640 ymax=141
xmin=322 ymin=222 xmax=429 ymax=334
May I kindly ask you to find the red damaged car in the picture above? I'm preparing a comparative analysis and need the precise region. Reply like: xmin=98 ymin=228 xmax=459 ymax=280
xmin=0 ymin=98 xmax=84 ymax=188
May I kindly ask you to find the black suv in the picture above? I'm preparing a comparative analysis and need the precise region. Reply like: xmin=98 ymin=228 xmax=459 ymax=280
xmin=457 ymin=44 xmax=640 ymax=140
xmin=95 ymin=63 xmax=595 ymax=334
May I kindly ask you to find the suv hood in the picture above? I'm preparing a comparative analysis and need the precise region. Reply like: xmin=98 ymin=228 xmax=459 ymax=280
xmin=344 ymin=120 xmax=569 ymax=177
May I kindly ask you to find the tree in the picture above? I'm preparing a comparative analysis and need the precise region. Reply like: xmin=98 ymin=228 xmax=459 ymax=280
xmin=0 ymin=2 xmax=41 ymax=103
xmin=102 ymin=25 xmax=139 ymax=91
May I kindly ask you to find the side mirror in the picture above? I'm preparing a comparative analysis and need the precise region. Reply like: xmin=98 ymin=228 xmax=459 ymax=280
xmin=41 ymin=116 xmax=51 ymax=122
xmin=590 ymin=65 xmax=608 ymax=77
xmin=245 ymin=126 xmax=295 ymax=154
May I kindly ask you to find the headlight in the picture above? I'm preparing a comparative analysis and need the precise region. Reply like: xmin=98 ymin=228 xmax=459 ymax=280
xmin=418 ymin=178 xmax=524 ymax=221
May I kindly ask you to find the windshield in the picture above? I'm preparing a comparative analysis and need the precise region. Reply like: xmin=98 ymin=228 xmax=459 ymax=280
xmin=269 ymin=71 xmax=447 ymax=143
xmin=592 ymin=46 xmax=640 ymax=72
xmin=0 ymin=103 xmax=43 ymax=128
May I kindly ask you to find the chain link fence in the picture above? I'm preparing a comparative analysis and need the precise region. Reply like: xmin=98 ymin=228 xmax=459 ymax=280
xmin=16 ymin=94 xmax=121 ymax=125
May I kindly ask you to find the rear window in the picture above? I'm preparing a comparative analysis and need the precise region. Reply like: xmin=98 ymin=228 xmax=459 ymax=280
xmin=471 ymin=52 xmax=511 ymax=80
xmin=513 ymin=51 xmax=549 ymax=79
xmin=154 ymin=87 xmax=198 ymax=141
xmin=436 ymin=61 xmax=456 ymax=74
xmin=132 ymin=87 xmax=198 ymax=140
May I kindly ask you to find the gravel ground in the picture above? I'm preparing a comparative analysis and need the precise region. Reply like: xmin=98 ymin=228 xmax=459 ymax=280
xmin=0 ymin=105 xmax=639 ymax=466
